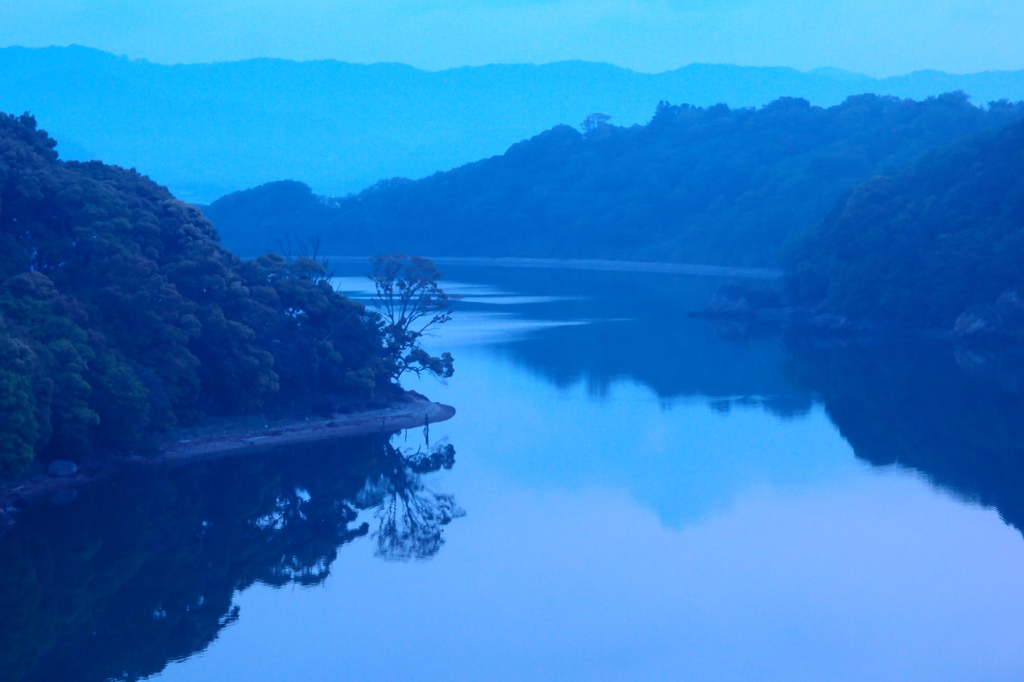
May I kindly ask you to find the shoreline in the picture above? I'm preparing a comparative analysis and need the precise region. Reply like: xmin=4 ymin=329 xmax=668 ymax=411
xmin=327 ymin=255 xmax=782 ymax=280
xmin=692 ymin=306 xmax=1024 ymax=345
xmin=0 ymin=394 xmax=455 ymax=514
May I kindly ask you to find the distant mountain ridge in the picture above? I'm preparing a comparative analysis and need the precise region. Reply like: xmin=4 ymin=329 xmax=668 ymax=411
xmin=3 ymin=45 xmax=1024 ymax=202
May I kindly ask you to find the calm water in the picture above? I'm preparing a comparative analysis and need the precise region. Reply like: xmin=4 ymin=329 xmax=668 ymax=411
xmin=4 ymin=264 xmax=1024 ymax=681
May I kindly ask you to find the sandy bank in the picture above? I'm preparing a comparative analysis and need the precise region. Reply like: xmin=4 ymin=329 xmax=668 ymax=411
xmin=0 ymin=394 xmax=455 ymax=512
xmin=159 ymin=396 xmax=455 ymax=459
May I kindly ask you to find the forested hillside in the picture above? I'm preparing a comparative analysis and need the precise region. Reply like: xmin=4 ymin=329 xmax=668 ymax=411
xmin=0 ymin=114 xmax=389 ymax=477
xmin=785 ymin=117 xmax=1024 ymax=330
xmin=206 ymin=93 xmax=1024 ymax=266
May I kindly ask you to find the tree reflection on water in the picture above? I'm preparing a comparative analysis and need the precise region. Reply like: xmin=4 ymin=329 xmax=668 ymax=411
xmin=0 ymin=433 xmax=462 ymax=682
xmin=358 ymin=442 xmax=465 ymax=561
xmin=786 ymin=336 xmax=1024 ymax=535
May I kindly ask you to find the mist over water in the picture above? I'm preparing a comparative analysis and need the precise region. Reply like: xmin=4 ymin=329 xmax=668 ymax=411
xmin=5 ymin=263 xmax=1024 ymax=681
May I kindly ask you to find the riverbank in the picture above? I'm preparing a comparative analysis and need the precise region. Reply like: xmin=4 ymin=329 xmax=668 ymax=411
xmin=0 ymin=392 xmax=455 ymax=515
xmin=329 ymin=255 xmax=783 ymax=280
xmin=692 ymin=282 xmax=1024 ymax=344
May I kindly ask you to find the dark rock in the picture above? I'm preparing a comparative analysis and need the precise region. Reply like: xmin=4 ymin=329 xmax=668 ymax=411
xmin=954 ymin=290 xmax=1024 ymax=338
xmin=695 ymin=282 xmax=792 ymax=324
xmin=954 ymin=311 xmax=993 ymax=337
xmin=703 ymin=292 xmax=754 ymax=317
xmin=47 ymin=460 xmax=78 ymax=477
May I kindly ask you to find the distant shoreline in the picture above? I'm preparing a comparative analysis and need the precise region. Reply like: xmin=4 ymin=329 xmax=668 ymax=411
xmin=0 ymin=394 xmax=455 ymax=514
xmin=327 ymin=255 xmax=782 ymax=279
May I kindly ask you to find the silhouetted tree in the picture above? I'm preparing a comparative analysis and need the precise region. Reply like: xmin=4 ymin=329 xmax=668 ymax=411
xmin=370 ymin=254 xmax=454 ymax=380
xmin=580 ymin=112 xmax=611 ymax=133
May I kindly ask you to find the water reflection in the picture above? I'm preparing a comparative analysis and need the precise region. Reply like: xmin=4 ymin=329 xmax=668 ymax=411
xmin=787 ymin=337 xmax=1024 ymax=535
xmin=0 ymin=435 xmax=461 ymax=682
xmin=443 ymin=265 xmax=813 ymax=413
xmin=441 ymin=264 xmax=1024 ymax=538
xmin=359 ymin=443 xmax=465 ymax=560
xmin=9 ymin=264 xmax=1024 ymax=681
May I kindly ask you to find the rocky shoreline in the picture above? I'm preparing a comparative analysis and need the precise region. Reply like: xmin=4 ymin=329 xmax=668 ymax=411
xmin=692 ymin=285 xmax=1024 ymax=342
xmin=0 ymin=392 xmax=455 ymax=525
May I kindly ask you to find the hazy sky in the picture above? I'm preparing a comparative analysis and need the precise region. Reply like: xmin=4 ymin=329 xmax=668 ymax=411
xmin=2 ymin=0 xmax=1022 ymax=77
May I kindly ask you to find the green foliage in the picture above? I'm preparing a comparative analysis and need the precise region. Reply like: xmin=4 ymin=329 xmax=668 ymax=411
xmin=0 ymin=319 xmax=41 ymax=477
xmin=785 ymin=115 xmax=1024 ymax=329
xmin=87 ymin=350 xmax=152 ymax=450
xmin=206 ymin=93 xmax=1024 ymax=267
xmin=235 ymin=252 xmax=385 ymax=409
xmin=0 ymin=113 xmax=389 ymax=475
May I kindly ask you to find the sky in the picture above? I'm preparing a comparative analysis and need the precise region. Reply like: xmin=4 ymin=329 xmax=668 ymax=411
xmin=1 ymin=0 xmax=1023 ymax=77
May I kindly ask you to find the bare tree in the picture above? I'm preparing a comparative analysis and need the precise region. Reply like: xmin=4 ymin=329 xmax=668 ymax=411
xmin=370 ymin=254 xmax=454 ymax=380
xmin=276 ymin=234 xmax=335 ymax=285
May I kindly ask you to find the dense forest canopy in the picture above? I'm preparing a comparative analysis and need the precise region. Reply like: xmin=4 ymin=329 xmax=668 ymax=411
xmin=785 ymin=116 xmax=1024 ymax=329
xmin=205 ymin=93 xmax=1024 ymax=266
xmin=0 ymin=113 xmax=394 ymax=477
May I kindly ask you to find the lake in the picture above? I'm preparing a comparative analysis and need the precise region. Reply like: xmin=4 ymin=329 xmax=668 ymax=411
xmin=4 ymin=262 xmax=1024 ymax=681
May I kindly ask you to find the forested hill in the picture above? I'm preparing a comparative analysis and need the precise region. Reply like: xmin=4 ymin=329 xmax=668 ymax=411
xmin=206 ymin=93 xmax=1024 ymax=266
xmin=6 ymin=46 xmax=1024 ymax=203
xmin=0 ymin=114 xmax=388 ymax=477
xmin=785 ymin=116 xmax=1024 ymax=331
